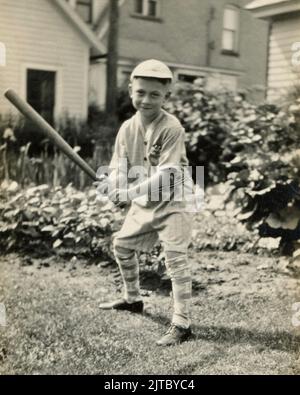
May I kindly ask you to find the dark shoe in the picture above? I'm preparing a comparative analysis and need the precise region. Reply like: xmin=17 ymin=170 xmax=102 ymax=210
xmin=99 ymin=298 xmax=143 ymax=314
xmin=156 ymin=324 xmax=193 ymax=346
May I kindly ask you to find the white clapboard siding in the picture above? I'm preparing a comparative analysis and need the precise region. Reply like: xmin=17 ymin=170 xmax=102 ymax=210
xmin=269 ymin=72 xmax=298 ymax=82
xmin=267 ymin=13 xmax=300 ymax=101
xmin=268 ymin=67 xmax=297 ymax=76
xmin=269 ymin=59 xmax=294 ymax=69
xmin=0 ymin=0 xmax=90 ymax=119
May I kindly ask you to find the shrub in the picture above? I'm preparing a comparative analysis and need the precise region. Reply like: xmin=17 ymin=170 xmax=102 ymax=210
xmin=165 ymin=81 xmax=300 ymax=254
xmin=0 ymin=184 xmax=122 ymax=259
xmin=0 ymin=110 xmax=116 ymax=187
xmin=165 ymin=81 xmax=300 ymax=183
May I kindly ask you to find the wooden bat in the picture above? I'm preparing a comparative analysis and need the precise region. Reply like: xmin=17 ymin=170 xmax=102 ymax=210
xmin=4 ymin=89 xmax=97 ymax=181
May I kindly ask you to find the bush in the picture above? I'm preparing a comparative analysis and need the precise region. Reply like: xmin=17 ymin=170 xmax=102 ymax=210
xmin=165 ymin=81 xmax=300 ymax=183
xmin=116 ymin=89 xmax=135 ymax=123
xmin=0 ymin=110 xmax=116 ymax=187
xmin=0 ymin=184 xmax=122 ymax=259
xmin=165 ymin=81 xmax=300 ymax=254
xmin=2 ymin=82 xmax=300 ymax=256
xmin=0 ymin=184 xmax=170 ymax=281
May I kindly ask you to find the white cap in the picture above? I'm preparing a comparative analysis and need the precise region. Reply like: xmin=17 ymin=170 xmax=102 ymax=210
xmin=130 ymin=59 xmax=173 ymax=81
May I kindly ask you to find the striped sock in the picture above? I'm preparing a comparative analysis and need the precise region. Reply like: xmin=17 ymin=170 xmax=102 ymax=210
xmin=165 ymin=251 xmax=192 ymax=329
xmin=114 ymin=245 xmax=141 ymax=303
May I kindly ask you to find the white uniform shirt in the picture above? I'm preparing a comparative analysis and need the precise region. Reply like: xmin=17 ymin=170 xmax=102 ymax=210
xmin=109 ymin=109 xmax=194 ymax=211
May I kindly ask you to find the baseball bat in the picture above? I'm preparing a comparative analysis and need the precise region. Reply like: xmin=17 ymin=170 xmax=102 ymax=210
xmin=4 ymin=89 xmax=97 ymax=181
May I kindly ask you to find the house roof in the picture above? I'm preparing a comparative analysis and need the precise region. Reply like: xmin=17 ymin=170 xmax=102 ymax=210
xmin=246 ymin=0 xmax=289 ymax=9
xmin=246 ymin=0 xmax=300 ymax=17
xmin=53 ymin=0 xmax=106 ymax=53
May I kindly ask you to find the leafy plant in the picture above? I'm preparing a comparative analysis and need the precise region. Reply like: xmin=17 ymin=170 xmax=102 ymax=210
xmin=166 ymin=81 xmax=300 ymax=254
xmin=0 ymin=113 xmax=115 ymax=188
xmin=0 ymin=184 xmax=124 ymax=259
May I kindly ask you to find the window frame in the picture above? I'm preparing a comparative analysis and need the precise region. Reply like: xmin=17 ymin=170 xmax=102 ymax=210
xmin=21 ymin=63 xmax=62 ymax=122
xmin=221 ymin=4 xmax=240 ymax=56
xmin=132 ymin=0 xmax=161 ymax=21
xmin=76 ymin=0 xmax=93 ymax=24
xmin=177 ymin=73 xmax=203 ymax=84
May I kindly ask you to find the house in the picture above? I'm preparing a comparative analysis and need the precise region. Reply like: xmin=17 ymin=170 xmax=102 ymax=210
xmin=0 ymin=0 xmax=271 ymax=123
xmin=246 ymin=0 xmax=300 ymax=102
xmin=0 ymin=0 xmax=105 ymax=122
xmin=85 ymin=0 xmax=270 ymax=106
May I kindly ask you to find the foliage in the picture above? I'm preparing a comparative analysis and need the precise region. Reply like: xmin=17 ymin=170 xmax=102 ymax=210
xmin=214 ymin=100 xmax=300 ymax=255
xmin=0 ymin=112 xmax=115 ymax=187
xmin=2 ymin=83 xmax=300 ymax=256
xmin=0 ymin=184 xmax=123 ymax=259
xmin=116 ymin=88 xmax=135 ymax=123
xmin=165 ymin=81 xmax=300 ymax=183
xmin=165 ymin=81 xmax=300 ymax=254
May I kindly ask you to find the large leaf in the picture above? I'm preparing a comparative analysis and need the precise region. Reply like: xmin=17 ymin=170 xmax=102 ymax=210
xmin=41 ymin=225 xmax=56 ymax=233
xmin=266 ymin=206 xmax=300 ymax=230
xmin=53 ymin=239 xmax=63 ymax=249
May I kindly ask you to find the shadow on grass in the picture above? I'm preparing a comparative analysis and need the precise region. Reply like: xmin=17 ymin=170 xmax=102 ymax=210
xmin=140 ymin=273 xmax=204 ymax=295
xmin=140 ymin=272 xmax=171 ymax=295
xmin=144 ymin=311 xmax=300 ymax=353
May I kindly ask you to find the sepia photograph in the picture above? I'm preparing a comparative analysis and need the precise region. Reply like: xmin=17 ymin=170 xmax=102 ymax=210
xmin=0 ymin=0 xmax=300 ymax=377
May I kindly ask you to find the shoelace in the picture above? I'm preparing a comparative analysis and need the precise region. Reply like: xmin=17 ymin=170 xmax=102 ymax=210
xmin=166 ymin=324 xmax=179 ymax=335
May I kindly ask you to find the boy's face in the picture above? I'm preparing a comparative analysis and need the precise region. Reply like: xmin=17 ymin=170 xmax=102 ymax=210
xmin=129 ymin=78 xmax=170 ymax=122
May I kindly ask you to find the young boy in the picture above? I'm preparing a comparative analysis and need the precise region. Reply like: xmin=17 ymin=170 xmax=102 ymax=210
xmin=97 ymin=59 xmax=195 ymax=346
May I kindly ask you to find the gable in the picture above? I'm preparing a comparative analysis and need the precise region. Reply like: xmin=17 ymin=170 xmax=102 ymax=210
xmin=247 ymin=0 xmax=289 ymax=8
xmin=246 ymin=0 xmax=300 ymax=18
xmin=53 ymin=0 xmax=106 ymax=53
xmin=0 ymin=0 xmax=100 ymax=118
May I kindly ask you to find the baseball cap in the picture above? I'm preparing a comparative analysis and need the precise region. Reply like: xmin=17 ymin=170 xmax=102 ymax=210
xmin=130 ymin=59 xmax=173 ymax=82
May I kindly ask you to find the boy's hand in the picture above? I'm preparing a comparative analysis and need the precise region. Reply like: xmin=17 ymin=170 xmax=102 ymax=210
xmin=93 ymin=175 xmax=109 ymax=195
xmin=94 ymin=176 xmax=129 ymax=209
xmin=108 ymin=188 xmax=131 ymax=208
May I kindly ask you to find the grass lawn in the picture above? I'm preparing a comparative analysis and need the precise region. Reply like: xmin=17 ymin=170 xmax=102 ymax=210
xmin=0 ymin=250 xmax=299 ymax=375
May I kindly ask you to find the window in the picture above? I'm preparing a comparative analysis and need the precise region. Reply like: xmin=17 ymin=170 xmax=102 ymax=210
xmin=27 ymin=69 xmax=56 ymax=125
xmin=76 ymin=0 xmax=93 ymax=23
xmin=133 ymin=0 xmax=159 ymax=18
xmin=148 ymin=0 xmax=158 ymax=17
xmin=178 ymin=74 xmax=199 ymax=84
xmin=222 ymin=5 xmax=240 ymax=53
xmin=134 ymin=0 xmax=143 ymax=14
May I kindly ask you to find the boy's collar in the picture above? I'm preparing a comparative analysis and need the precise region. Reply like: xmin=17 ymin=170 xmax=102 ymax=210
xmin=137 ymin=110 xmax=165 ymax=132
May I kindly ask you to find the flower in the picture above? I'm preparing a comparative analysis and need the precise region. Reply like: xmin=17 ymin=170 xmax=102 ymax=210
xmin=3 ymin=128 xmax=16 ymax=142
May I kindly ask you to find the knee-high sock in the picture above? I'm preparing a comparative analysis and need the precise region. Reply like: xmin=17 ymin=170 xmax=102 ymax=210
xmin=165 ymin=251 xmax=192 ymax=329
xmin=114 ymin=244 xmax=141 ymax=303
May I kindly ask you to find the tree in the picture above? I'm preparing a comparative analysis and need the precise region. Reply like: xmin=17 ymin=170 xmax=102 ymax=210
xmin=106 ymin=0 xmax=119 ymax=121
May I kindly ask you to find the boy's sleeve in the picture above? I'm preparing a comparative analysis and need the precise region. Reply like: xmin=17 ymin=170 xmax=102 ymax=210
xmin=108 ymin=124 xmax=128 ymax=189
xmin=109 ymin=124 xmax=127 ymax=171
xmin=158 ymin=127 xmax=187 ymax=171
